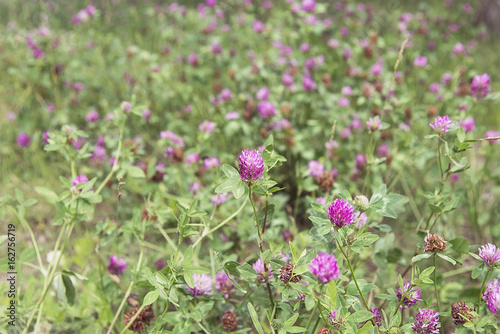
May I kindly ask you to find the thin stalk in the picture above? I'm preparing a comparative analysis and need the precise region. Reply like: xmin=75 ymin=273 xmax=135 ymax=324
xmin=118 ymin=298 xmax=146 ymax=334
xmin=433 ymin=254 xmax=441 ymax=319
xmin=95 ymin=126 xmax=124 ymax=195
xmin=305 ymin=301 xmax=319 ymax=330
xmin=14 ymin=210 xmax=45 ymax=273
xmin=334 ymin=232 xmax=375 ymax=326
xmin=192 ymin=197 xmax=248 ymax=248
xmin=477 ymin=269 xmax=491 ymax=313
xmin=437 ymin=138 xmax=444 ymax=180
xmin=107 ymin=239 xmax=146 ymax=334
xmin=248 ymin=186 xmax=275 ymax=310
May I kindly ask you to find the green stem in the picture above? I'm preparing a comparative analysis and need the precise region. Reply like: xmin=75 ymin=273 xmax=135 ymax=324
xmin=334 ymin=232 xmax=375 ymax=326
xmin=249 ymin=186 xmax=264 ymax=252
xmin=305 ymin=301 xmax=319 ymax=330
xmin=95 ymin=126 xmax=124 ymax=195
xmin=107 ymin=238 xmax=146 ymax=334
xmin=433 ymin=254 xmax=441 ymax=324
xmin=192 ymin=197 xmax=248 ymax=248
xmin=437 ymin=138 xmax=444 ymax=180
xmin=311 ymin=317 xmax=321 ymax=334
xmin=248 ymin=186 xmax=275 ymax=310
xmin=477 ymin=269 xmax=491 ymax=313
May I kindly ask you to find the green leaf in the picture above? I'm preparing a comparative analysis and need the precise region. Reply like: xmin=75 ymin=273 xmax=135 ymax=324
xmin=282 ymin=313 xmax=299 ymax=328
xmin=471 ymin=263 xmax=485 ymax=279
xmin=34 ymin=187 xmax=58 ymax=204
xmin=185 ymin=265 xmax=210 ymax=275
xmin=289 ymin=241 xmax=298 ymax=264
xmin=437 ymin=253 xmax=457 ymax=265
xmin=222 ymin=164 xmax=240 ymax=179
xmin=412 ymin=253 xmax=432 ymax=262
xmin=143 ymin=290 xmax=159 ymax=306
xmin=326 ymin=280 xmax=337 ymax=308
xmin=449 ymin=237 xmax=469 ymax=254
xmin=183 ymin=246 xmax=193 ymax=266
xmin=348 ymin=311 xmax=374 ymax=323
xmin=184 ymin=272 xmax=194 ymax=289
xmin=23 ymin=199 xmax=38 ymax=207
xmin=419 ymin=267 xmax=435 ymax=278
xmin=126 ymin=165 xmax=146 ymax=178
xmin=247 ymin=303 xmax=265 ymax=334
xmin=232 ymin=181 xmax=246 ymax=199
xmin=143 ymin=267 xmax=159 ymax=289
xmin=215 ymin=179 xmax=239 ymax=194
xmin=370 ymin=184 xmax=386 ymax=204
xmin=62 ymin=274 xmax=75 ymax=305
xmin=287 ymin=327 xmax=306 ymax=333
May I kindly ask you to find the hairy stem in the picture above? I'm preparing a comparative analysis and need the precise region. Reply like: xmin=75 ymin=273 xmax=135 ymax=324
xmin=477 ymin=269 xmax=491 ymax=313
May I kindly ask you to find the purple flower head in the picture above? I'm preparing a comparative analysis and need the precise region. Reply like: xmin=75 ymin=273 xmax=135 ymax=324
xmin=17 ymin=132 xmax=31 ymax=148
xmin=73 ymin=82 xmax=85 ymax=92
xmin=341 ymin=86 xmax=352 ymax=96
xmin=429 ymin=83 xmax=441 ymax=93
xmin=300 ymin=43 xmax=311 ymax=53
xmin=225 ymin=111 xmax=240 ymax=120
xmin=160 ymin=130 xmax=184 ymax=147
xmin=377 ymin=144 xmax=389 ymax=158
xmin=252 ymin=20 xmax=264 ymax=33
xmin=238 ymin=150 xmax=264 ymax=182
xmin=108 ymin=255 xmax=126 ymax=275
xmin=370 ymin=308 xmax=382 ymax=327
xmin=309 ymin=253 xmax=340 ymax=283
xmin=470 ymin=73 xmax=490 ymax=99
xmin=86 ymin=110 xmax=99 ymax=123
xmin=414 ymin=56 xmax=428 ymax=67
xmin=366 ymin=117 xmax=381 ymax=131
xmin=301 ymin=0 xmax=316 ymax=12
xmin=412 ymin=309 xmax=441 ymax=334
xmin=189 ymin=182 xmax=202 ymax=195
xmin=199 ymin=120 xmax=215 ymax=133
xmin=327 ymin=199 xmax=356 ymax=228
xmin=484 ymin=130 xmax=499 ymax=144
xmin=370 ymin=62 xmax=383 ymax=76
xmin=203 ymin=157 xmax=220 ymax=170
xmin=482 ymin=279 xmax=500 ymax=315
xmin=442 ymin=73 xmax=452 ymax=85
xmin=210 ymin=43 xmax=222 ymax=55
xmin=452 ymin=43 xmax=466 ymax=56
xmin=356 ymin=154 xmax=367 ymax=169
xmin=302 ymin=75 xmax=317 ymax=91
xmin=215 ymin=271 xmax=235 ymax=298
xmin=429 ymin=116 xmax=453 ymax=134
xmin=187 ymin=53 xmax=199 ymax=67
xmin=316 ymin=196 xmax=327 ymax=207
xmin=212 ymin=193 xmax=228 ymax=206
xmin=221 ymin=88 xmax=232 ymax=102
xmin=42 ymin=130 xmax=50 ymax=145
xmin=142 ymin=109 xmax=151 ymax=121
xmin=253 ymin=258 xmax=273 ymax=282
xmin=307 ymin=160 xmax=324 ymax=178
xmin=91 ymin=146 xmax=107 ymax=166
xmin=185 ymin=153 xmax=200 ymax=165
xmin=121 ymin=101 xmax=131 ymax=112
xmin=256 ymin=87 xmax=269 ymax=100
xmin=187 ymin=274 xmax=213 ymax=297
xmin=206 ymin=0 xmax=216 ymax=7
xmin=257 ymin=101 xmax=276 ymax=119
xmin=337 ymin=96 xmax=350 ymax=107
xmin=396 ymin=281 xmax=421 ymax=309
xmin=459 ymin=117 xmax=475 ymax=132
xmin=328 ymin=39 xmax=339 ymax=48
xmin=478 ymin=243 xmax=500 ymax=266
xmin=73 ymin=136 xmax=86 ymax=150
xmin=355 ymin=212 xmax=368 ymax=228
xmin=72 ymin=174 xmax=92 ymax=191
xmin=282 ymin=73 xmax=294 ymax=88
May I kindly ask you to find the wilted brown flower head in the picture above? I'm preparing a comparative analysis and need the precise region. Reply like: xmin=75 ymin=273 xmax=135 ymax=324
xmin=317 ymin=171 xmax=335 ymax=191
xmin=222 ymin=311 xmax=239 ymax=332
xmin=123 ymin=305 xmax=155 ymax=332
xmin=279 ymin=263 xmax=301 ymax=284
xmin=451 ymin=301 xmax=473 ymax=325
xmin=317 ymin=327 xmax=332 ymax=334
xmin=424 ymin=231 xmax=447 ymax=253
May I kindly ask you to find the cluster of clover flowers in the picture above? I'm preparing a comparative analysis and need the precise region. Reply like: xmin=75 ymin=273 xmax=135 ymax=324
xmin=70 ymin=147 xmax=500 ymax=333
